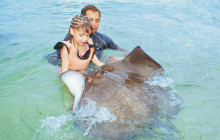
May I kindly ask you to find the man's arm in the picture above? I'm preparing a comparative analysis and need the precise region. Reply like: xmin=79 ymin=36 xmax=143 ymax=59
xmin=97 ymin=32 xmax=128 ymax=55
xmin=107 ymin=39 xmax=128 ymax=55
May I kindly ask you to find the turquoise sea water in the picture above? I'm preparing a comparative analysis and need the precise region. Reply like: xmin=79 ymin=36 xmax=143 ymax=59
xmin=0 ymin=0 xmax=220 ymax=139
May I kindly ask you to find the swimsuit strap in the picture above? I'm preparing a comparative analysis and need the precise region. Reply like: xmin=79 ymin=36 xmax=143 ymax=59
xmin=79 ymin=44 xmax=88 ymax=58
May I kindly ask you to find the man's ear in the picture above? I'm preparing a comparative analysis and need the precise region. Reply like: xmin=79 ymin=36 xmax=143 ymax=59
xmin=70 ymin=28 xmax=74 ymax=36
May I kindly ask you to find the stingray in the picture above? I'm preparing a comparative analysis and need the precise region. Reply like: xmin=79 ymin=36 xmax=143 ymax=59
xmin=61 ymin=46 xmax=182 ymax=139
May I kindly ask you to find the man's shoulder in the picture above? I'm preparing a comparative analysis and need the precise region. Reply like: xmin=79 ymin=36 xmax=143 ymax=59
xmin=95 ymin=32 xmax=112 ymax=41
xmin=95 ymin=31 xmax=105 ymax=37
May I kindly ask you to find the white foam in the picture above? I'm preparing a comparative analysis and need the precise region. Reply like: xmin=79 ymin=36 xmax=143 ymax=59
xmin=40 ymin=114 xmax=73 ymax=135
xmin=32 ymin=114 xmax=73 ymax=140
xmin=146 ymin=75 xmax=174 ymax=88
xmin=75 ymin=98 xmax=117 ymax=135
xmin=32 ymin=99 xmax=116 ymax=138
xmin=144 ymin=75 xmax=182 ymax=115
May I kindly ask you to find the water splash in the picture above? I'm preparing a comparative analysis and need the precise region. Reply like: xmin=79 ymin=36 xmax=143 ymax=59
xmin=74 ymin=98 xmax=116 ymax=135
xmin=32 ymin=114 xmax=73 ymax=139
xmin=147 ymin=74 xmax=174 ymax=88
xmin=145 ymin=74 xmax=182 ymax=116
xmin=140 ymin=74 xmax=182 ymax=139
xmin=147 ymin=74 xmax=182 ymax=104
xmin=40 ymin=114 xmax=73 ymax=135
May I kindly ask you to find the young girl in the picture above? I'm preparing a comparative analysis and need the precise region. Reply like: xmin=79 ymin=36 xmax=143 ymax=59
xmin=54 ymin=15 xmax=104 ymax=73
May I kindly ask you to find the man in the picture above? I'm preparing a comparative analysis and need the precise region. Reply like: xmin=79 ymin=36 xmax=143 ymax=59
xmin=81 ymin=5 xmax=127 ymax=58
xmin=49 ymin=5 xmax=126 ymax=66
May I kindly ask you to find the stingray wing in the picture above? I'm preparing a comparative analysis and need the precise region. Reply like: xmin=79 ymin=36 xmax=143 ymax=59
xmin=111 ymin=46 xmax=163 ymax=77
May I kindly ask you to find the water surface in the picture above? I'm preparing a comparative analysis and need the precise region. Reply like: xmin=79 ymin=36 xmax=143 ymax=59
xmin=0 ymin=0 xmax=220 ymax=139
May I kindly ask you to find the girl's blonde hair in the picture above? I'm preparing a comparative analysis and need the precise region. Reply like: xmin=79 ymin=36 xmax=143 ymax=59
xmin=64 ymin=15 xmax=92 ymax=41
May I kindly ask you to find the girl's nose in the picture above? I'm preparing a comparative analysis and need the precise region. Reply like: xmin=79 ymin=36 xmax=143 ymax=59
xmin=82 ymin=36 xmax=88 ymax=41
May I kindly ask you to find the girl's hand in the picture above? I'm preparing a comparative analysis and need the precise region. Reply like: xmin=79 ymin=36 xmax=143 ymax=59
xmin=88 ymin=38 xmax=93 ymax=45
xmin=92 ymin=55 xmax=105 ymax=67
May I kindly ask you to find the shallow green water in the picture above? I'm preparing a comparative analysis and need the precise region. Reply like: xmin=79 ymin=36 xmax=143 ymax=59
xmin=0 ymin=0 xmax=220 ymax=139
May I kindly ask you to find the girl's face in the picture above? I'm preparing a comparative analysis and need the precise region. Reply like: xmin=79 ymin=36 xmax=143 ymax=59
xmin=72 ymin=27 xmax=90 ymax=46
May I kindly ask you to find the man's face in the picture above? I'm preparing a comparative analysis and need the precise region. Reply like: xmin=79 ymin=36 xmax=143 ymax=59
xmin=85 ymin=10 xmax=100 ymax=34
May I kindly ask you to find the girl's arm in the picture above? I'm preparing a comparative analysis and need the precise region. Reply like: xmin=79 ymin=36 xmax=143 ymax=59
xmin=88 ymin=38 xmax=104 ymax=67
xmin=92 ymin=55 xmax=105 ymax=67
xmin=61 ymin=45 xmax=69 ymax=73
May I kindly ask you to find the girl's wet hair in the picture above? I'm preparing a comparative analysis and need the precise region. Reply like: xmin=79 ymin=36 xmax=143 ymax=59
xmin=64 ymin=15 xmax=92 ymax=41
xmin=70 ymin=15 xmax=92 ymax=33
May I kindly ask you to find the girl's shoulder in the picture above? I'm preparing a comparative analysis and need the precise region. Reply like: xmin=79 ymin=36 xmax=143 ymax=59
xmin=54 ymin=40 xmax=72 ymax=50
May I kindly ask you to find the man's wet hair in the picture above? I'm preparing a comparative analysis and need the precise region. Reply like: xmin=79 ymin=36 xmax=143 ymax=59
xmin=81 ymin=5 xmax=101 ymax=18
